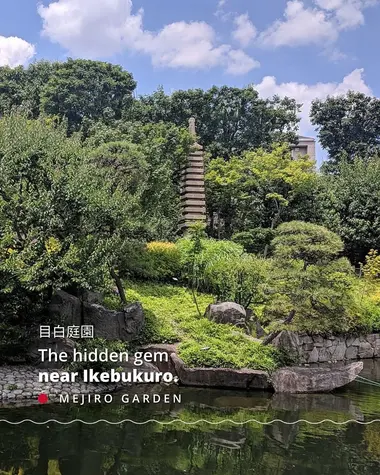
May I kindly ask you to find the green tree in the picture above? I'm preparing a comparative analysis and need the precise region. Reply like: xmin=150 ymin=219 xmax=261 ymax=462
xmin=265 ymin=221 xmax=358 ymax=332
xmin=85 ymin=120 xmax=193 ymax=240
xmin=128 ymin=85 xmax=300 ymax=159
xmin=41 ymin=58 xmax=136 ymax=134
xmin=310 ymin=91 xmax=380 ymax=171
xmin=0 ymin=61 xmax=56 ymax=118
xmin=320 ymin=157 xmax=380 ymax=264
xmin=0 ymin=114 xmax=94 ymax=350
xmin=272 ymin=221 xmax=344 ymax=270
xmin=205 ymin=144 xmax=317 ymax=242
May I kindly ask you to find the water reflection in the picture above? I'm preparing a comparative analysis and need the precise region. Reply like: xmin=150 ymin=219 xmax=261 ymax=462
xmin=0 ymin=360 xmax=379 ymax=474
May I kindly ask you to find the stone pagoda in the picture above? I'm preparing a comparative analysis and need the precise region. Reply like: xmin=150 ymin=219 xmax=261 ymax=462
xmin=179 ymin=118 xmax=207 ymax=232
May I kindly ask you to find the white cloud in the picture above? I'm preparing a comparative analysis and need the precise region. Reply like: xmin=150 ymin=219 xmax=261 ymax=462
xmin=260 ymin=0 xmax=379 ymax=49
xmin=215 ymin=0 xmax=231 ymax=20
xmin=254 ymin=69 xmax=372 ymax=135
xmin=38 ymin=0 xmax=258 ymax=75
xmin=260 ymin=0 xmax=337 ymax=47
xmin=232 ymin=14 xmax=257 ymax=47
xmin=0 ymin=36 xmax=36 ymax=67
xmin=232 ymin=14 xmax=257 ymax=48
xmin=38 ymin=0 xmax=138 ymax=57
xmin=315 ymin=0 xmax=378 ymax=29
xmin=134 ymin=21 xmax=229 ymax=69
xmin=225 ymin=50 xmax=260 ymax=75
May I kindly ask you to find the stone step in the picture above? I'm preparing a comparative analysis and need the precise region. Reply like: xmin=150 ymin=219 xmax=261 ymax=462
xmin=182 ymin=174 xmax=205 ymax=181
xmin=181 ymin=167 xmax=204 ymax=175
xmin=179 ymin=216 xmax=206 ymax=224
xmin=181 ymin=188 xmax=205 ymax=195
xmin=180 ymin=199 xmax=207 ymax=206
xmin=187 ymin=157 xmax=205 ymax=163
xmin=181 ymin=180 xmax=205 ymax=187
xmin=182 ymin=207 xmax=207 ymax=214
xmin=180 ymin=192 xmax=206 ymax=200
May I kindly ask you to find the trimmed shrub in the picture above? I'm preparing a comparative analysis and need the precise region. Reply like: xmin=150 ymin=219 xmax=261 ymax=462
xmin=176 ymin=237 xmax=244 ymax=291
xmin=204 ymin=254 xmax=269 ymax=308
xmin=121 ymin=241 xmax=181 ymax=281
xmin=363 ymin=250 xmax=380 ymax=280
xmin=232 ymin=228 xmax=275 ymax=255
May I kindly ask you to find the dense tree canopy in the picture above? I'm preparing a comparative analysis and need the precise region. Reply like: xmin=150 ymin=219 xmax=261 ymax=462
xmin=311 ymin=91 xmax=380 ymax=171
xmin=205 ymin=144 xmax=317 ymax=241
xmin=0 ymin=59 xmax=137 ymax=133
xmin=321 ymin=157 xmax=380 ymax=264
xmin=127 ymin=86 xmax=300 ymax=159
xmin=0 ymin=61 xmax=55 ymax=118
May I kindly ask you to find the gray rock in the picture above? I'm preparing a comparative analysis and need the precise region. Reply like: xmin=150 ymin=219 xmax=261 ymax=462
xmin=358 ymin=342 xmax=374 ymax=359
xmin=374 ymin=340 xmax=380 ymax=357
xmin=346 ymin=337 xmax=355 ymax=347
xmin=345 ymin=346 xmax=358 ymax=360
xmin=366 ymin=334 xmax=377 ymax=344
xmin=48 ymin=290 xmax=82 ymax=326
xmin=304 ymin=343 xmax=315 ymax=351
xmin=302 ymin=336 xmax=313 ymax=344
xmin=205 ymin=302 xmax=247 ymax=328
xmin=313 ymin=336 xmax=324 ymax=344
xmin=330 ymin=343 xmax=347 ymax=361
xmin=171 ymin=354 xmax=271 ymax=390
xmin=272 ymin=331 xmax=302 ymax=356
xmin=83 ymin=301 xmax=144 ymax=341
xmin=271 ymin=362 xmax=363 ymax=393
xmin=81 ymin=290 xmax=103 ymax=305
xmin=318 ymin=347 xmax=332 ymax=363
xmin=308 ymin=347 xmax=319 ymax=363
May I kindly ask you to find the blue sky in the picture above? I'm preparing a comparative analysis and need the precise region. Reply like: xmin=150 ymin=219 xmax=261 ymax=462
xmin=1 ymin=0 xmax=380 ymax=161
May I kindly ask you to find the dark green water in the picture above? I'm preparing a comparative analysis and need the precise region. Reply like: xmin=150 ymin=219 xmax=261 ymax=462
xmin=1 ymin=360 xmax=380 ymax=475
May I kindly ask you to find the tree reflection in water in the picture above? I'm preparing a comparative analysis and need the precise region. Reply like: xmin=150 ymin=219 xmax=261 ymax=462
xmin=0 ymin=360 xmax=380 ymax=475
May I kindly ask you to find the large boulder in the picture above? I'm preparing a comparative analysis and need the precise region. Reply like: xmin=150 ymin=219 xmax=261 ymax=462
xmin=48 ymin=290 xmax=82 ymax=326
xmin=27 ymin=338 xmax=76 ymax=368
xmin=271 ymin=362 xmax=363 ymax=393
xmin=272 ymin=331 xmax=302 ymax=354
xmin=171 ymin=354 xmax=271 ymax=389
xmin=83 ymin=302 xmax=145 ymax=342
xmin=205 ymin=302 xmax=247 ymax=328
xmin=81 ymin=290 xmax=103 ymax=305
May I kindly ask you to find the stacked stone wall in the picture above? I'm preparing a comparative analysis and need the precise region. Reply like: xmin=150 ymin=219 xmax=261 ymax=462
xmin=273 ymin=331 xmax=380 ymax=364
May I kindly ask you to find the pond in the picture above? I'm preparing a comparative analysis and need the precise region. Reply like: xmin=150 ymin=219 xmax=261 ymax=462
xmin=1 ymin=360 xmax=380 ymax=474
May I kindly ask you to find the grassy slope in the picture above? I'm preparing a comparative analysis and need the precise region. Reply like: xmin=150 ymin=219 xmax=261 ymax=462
xmin=106 ymin=280 xmax=282 ymax=372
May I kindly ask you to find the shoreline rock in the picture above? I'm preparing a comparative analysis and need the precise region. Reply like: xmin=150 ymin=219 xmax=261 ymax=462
xmin=271 ymin=361 xmax=363 ymax=393
xmin=171 ymin=353 xmax=271 ymax=390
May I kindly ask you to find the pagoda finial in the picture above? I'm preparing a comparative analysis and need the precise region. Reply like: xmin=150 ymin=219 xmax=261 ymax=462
xmin=189 ymin=117 xmax=196 ymax=138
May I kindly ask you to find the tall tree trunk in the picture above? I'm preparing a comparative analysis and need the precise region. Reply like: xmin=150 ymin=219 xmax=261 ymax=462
xmin=110 ymin=268 xmax=127 ymax=306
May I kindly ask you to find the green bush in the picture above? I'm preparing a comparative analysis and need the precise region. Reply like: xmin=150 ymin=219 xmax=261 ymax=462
xmin=145 ymin=242 xmax=181 ymax=279
xmin=272 ymin=221 xmax=344 ymax=268
xmin=176 ymin=237 xmax=244 ymax=291
xmin=264 ymin=258 xmax=362 ymax=333
xmin=232 ymin=228 xmax=275 ymax=255
xmin=204 ymin=254 xmax=269 ymax=308
xmin=120 ymin=241 xmax=181 ymax=281
xmin=353 ymin=280 xmax=380 ymax=332
xmin=363 ymin=250 xmax=380 ymax=280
